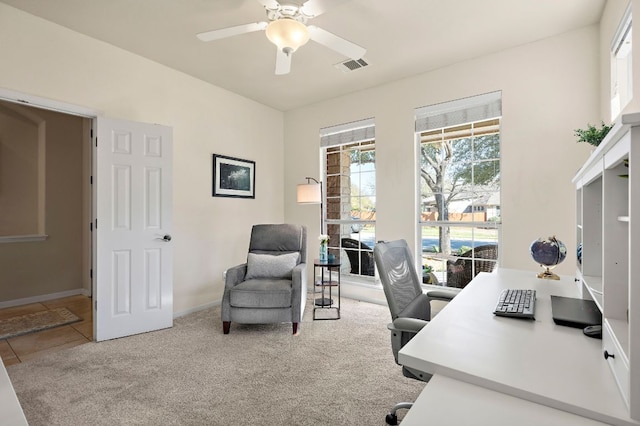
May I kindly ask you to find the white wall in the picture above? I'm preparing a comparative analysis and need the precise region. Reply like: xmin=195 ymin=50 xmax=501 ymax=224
xmin=284 ymin=25 xmax=601 ymax=280
xmin=0 ymin=3 xmax=610 ymax=311
xmin=0 ymin=4 xmax=285 ymax=313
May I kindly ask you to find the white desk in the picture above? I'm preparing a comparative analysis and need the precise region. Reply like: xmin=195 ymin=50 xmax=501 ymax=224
xmin=399 ymin=268 xmax=639 ymax=426
xmin=402 ymin=375 xmax=608 ymax=426
xmin=0 ymin=362 xmax=28 ymax=425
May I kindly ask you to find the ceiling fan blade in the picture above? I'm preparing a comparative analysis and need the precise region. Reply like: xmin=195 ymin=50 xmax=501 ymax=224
xmin=196 ymin=22 xmax=268 ymax=42
xmin=308 ymin=25 xmax=366 ymax=59
xmin=300 ymin=0 xmax=326 ymax=17
xmin=256 ymin=0 xmax=280 ymax=9
xmin=275 ymin=49 xmax=292 ymax=75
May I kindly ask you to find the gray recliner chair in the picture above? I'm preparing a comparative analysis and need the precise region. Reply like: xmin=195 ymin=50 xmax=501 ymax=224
xmin=222 ymin=224 xmax=307 ymax=335
xmin=374 ymin=239 xmax=456 ymax=425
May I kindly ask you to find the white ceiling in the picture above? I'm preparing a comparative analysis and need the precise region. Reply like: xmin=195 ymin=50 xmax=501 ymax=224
xmin=2 ymin=0 xmax=605 ymax=111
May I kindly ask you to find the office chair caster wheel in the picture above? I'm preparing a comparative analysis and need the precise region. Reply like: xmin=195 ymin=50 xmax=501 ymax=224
xmin=385 ymin=413 xmax=398 ymax=425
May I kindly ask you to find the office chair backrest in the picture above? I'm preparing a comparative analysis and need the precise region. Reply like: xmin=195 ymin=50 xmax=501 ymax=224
xmin=374 ymin=239 xmax=427 ymax=320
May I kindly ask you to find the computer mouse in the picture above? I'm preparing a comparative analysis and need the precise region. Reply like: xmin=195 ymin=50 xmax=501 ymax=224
xmin=583 ymin=325 xmax=602 ymax=339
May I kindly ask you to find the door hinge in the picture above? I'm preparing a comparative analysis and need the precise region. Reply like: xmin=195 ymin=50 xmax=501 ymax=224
xmin=94 ymin=300 xmax=97 ymax=311
xmin=90 ymin=175 xmax=93 ymax=185
xmin=90 ymin=222 xmax=93 ymax=232
xmin=90 ymin=268 xmax=93 ymax=279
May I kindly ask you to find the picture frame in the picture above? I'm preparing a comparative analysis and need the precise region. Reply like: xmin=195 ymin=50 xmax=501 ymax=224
xmin=212 ymin=154 xmax=256 ymax=198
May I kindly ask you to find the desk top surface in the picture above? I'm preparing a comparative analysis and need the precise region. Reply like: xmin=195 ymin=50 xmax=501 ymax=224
xmin=398 ymin=268 xmax=638 ymax=426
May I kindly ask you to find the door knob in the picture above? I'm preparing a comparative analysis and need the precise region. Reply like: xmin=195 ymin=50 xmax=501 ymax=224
xmin=157 ymin=234 xmax=172 ymax=242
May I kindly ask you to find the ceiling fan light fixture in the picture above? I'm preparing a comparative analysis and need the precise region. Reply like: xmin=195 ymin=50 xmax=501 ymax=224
xmin=265 ymin=18 xmax=310 ymax=53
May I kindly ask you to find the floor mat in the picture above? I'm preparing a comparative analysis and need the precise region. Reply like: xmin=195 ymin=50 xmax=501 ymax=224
xmin=0 ymin=308 xmax=81 ymax=340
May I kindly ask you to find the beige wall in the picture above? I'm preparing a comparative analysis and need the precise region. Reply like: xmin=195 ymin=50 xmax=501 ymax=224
xmin=0 ymin=3 xmax=616 ymax=309
xmin=0 ymin=105 xmax=84 ymax=301
xmin=0 ymin=103 xmax=40 ymax=236
xmin=284 ymin=25 xmax=601 ymax=280
xmin=0 ymin=4 xmax=284 ymax=312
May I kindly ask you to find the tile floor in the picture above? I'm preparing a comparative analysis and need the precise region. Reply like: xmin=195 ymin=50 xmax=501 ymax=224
xmin=0 ymin=295 xmax=92 ymax=366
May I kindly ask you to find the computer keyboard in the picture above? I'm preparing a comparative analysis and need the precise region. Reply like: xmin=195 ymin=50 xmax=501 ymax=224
xmin=493 ymin=289 xmax=536 ymax=319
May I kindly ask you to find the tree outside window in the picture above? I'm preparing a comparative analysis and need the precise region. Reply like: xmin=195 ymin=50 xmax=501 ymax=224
xmin=418 ymin=115 xmax=500 ymax=288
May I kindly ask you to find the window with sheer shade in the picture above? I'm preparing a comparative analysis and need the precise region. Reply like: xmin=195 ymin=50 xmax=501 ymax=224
xmin=320 ymin=118 xmax=376 ymax=279
xmin=415 ymin=92 xmax=501 ymax=288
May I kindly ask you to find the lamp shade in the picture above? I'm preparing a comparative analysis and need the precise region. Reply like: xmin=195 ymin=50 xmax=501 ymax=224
xmin=265 ymin=18 xmax=310 ymax=53
xmin=297 ymin=183 xmax=321 ymax=204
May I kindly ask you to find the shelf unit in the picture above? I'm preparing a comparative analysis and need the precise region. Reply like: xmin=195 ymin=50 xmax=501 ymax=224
xmin=573 ymin=112 xmax=640 ymax=420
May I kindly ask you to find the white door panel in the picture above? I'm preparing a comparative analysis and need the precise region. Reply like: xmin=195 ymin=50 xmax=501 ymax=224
xmin=95 ymin=117 xmax=173 ymax=341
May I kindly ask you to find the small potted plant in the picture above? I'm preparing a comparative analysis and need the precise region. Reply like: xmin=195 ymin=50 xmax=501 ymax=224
xmin=318 ymin=234 xmax=329 ymax=262
xmin=574 ymin=122 xmax=613 ymax=147
xmin=422 ymin=264 xmax=438 ymax=285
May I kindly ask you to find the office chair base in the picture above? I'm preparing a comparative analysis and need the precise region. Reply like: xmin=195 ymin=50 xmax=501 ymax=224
xmin=385 ymin=402 xmax=412 ymax=425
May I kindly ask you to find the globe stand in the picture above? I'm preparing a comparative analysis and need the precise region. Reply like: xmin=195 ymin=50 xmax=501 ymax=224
xmin=537 ymin=266 xmax=560 ymax=280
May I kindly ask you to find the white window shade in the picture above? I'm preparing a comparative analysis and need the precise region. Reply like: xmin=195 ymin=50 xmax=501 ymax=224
xmin=320 ymin=117 xmax=375 ymax=147
xmin=415 ymin=91 xmax=502 ymax=133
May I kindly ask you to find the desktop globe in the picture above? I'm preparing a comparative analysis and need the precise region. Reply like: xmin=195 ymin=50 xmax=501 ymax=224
xmin=530 ymin=236 xmax=567 ymax=280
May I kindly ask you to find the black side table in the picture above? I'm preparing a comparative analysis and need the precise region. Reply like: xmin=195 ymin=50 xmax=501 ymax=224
xmin=313 ymin=258 xmax=341 ymax=320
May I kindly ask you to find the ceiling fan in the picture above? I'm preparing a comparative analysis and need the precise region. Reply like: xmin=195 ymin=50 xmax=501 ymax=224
xmin=196 ymin=0 xmax=366 ymax=75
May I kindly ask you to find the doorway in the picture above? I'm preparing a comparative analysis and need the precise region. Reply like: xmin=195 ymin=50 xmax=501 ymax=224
xmin=0 ymin=98 xmax=94 ymax=363
xmin=0 ymin=89 xmax=175 ymax=345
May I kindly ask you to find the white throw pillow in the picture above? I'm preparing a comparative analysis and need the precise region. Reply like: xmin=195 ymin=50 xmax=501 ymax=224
xmin=245 ymin=252 xmax=300 ymax=280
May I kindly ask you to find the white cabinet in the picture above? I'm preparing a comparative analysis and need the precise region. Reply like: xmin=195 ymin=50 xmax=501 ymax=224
xmin=574 ymin=112 xmax=640 ymax=420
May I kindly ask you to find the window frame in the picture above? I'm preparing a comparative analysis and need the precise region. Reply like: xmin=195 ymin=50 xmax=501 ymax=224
xmin=320 ymin=119 xmax=377 ymax=282
xmin=415 ymin=93 xmax=502 ymax=289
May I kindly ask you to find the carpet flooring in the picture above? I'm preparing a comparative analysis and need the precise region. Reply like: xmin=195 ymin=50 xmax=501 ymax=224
xmin=6 ymin=298 xmax=425 ymax=425
xmin=0 ymin=308 xmax=81 ymax=340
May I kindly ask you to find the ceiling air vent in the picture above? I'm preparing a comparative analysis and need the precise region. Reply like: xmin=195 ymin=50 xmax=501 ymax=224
xmin=334 ymin=58 xmax=369 ymax=73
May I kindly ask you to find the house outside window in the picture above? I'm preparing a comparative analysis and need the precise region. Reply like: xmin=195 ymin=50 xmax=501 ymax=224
xmin=415 ymin=92 xmax=501 ymax=288
xmin=321 ymin=118 xmax=376 ymax=280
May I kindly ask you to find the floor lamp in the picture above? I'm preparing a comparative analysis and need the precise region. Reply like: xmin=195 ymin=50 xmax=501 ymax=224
xmin=297 ymin=177 xmax=323 ymax=234
xmin=297 ymin=177 xmax=333 ymax=307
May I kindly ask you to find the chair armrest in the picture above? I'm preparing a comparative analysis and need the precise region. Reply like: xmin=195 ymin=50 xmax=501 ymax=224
xmin=224 ymin=263 xmax=247 ymax=288
xmin=389 ymin=317 xmax=428 ymax=334
xmin=291 ymin=262 xmax=307 ymax=322
xmin=291 ymin=263 xmax=307 ymax=293
xmin=426 ymin=290 xmax=457 ymax=302
xmin=291 ymin=262 xmax=306 ymax=282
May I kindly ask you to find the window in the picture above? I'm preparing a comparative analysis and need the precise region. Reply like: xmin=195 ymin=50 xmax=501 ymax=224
xmin=611 ymin=4 xmax=632 ymax=121
xmin=415 ymin=92 xmax=501 ymax=288
xmin=321 ymin=118 xmax=376 ymax=279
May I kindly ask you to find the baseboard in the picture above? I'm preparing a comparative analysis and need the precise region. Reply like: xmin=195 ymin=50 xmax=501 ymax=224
xmin=173 ymin=300 xmax=221 ymax=319
xmin=0 ymin=288 xmax=89 ymax=309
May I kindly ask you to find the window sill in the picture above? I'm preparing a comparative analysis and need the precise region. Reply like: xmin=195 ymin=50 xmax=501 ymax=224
xmin=0 ymin=234 xmax=48 ymax=243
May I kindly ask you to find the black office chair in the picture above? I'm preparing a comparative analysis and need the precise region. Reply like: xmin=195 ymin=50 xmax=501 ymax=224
xmin=374 ymin=239 xmax=456 ymax=425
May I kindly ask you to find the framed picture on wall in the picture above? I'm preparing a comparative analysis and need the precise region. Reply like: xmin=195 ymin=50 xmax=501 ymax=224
xmin=212 ymin=154 xmax=255 ymax=198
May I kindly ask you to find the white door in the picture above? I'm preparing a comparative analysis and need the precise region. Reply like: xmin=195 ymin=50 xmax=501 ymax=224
xmin=94 ymin=117 xmax=173 ymax=341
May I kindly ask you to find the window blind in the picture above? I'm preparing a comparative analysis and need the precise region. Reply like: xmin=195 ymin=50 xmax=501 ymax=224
xmin=415 ymin=91 xmax=502 ymax=133
xmin=320 ymin=117 xmax=375 ymax=147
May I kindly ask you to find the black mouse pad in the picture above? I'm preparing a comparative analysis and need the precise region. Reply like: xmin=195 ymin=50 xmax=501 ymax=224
xmin=550 ymin=295 xmax=602 ymax=328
